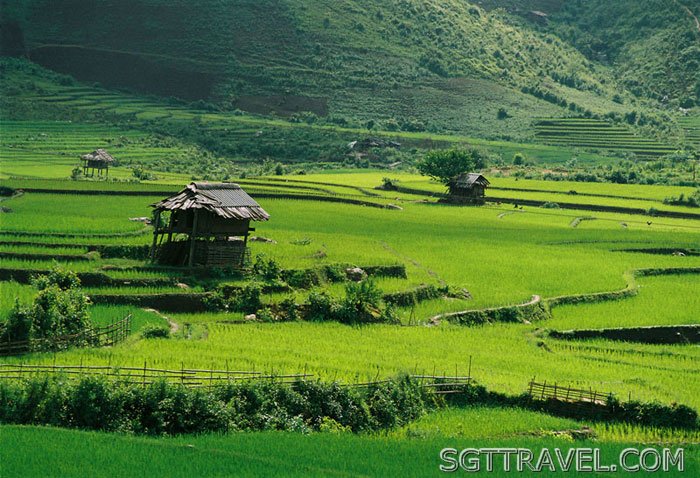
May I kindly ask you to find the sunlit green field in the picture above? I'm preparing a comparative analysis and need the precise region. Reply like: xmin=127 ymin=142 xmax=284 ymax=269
xmin=1 ymin=173 xmax=699 ymax=477
xmin=550 ymin=274 xmax=700 ymax=329
xmin=1 ymin=178 xmax=699 ymax=406
xmin=1 ymin=424 xmax=697 ymax=478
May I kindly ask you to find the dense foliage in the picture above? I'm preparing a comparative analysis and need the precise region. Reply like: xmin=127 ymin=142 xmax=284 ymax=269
xmin=0 ymin=267 xmax=91 ymax=344
xmin=2 ymin=0 xmax=669 ymax=142
xmin=0 ymin=375 xmax=434 ymax=435
xmin=417 ymin=148 xmax=487 ymax=185
xmin=553 ymin=0 xmax=700 ymax=105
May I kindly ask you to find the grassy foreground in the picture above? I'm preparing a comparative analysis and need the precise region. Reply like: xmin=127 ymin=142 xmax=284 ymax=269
xmin=2 ymin=423 xmax=697 ymax=477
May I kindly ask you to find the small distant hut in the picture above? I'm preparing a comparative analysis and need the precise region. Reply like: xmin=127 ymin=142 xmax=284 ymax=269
xmin=80 ymin=149 xmax=115 ymax=177
xmin=445 ymin=173 xmax=490 ymax=204
xmin=150 ymin=182 xmax=269 ymax=268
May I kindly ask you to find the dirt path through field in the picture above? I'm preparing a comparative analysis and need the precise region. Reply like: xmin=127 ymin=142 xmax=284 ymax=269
xmin=144 ymin=308 xmax=179 ymax=334
xmin=380 ymin=241 xmax=447 ymax=286
xmin=674 ymin=0 xmax=700 ymax=32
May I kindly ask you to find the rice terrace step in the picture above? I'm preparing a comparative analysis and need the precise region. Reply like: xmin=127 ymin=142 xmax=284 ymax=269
xmin=1 ymin=1 xmax=699 ymax=475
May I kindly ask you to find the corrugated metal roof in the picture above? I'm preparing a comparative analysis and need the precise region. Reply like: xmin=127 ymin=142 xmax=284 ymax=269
xmin=450 ymin=173 xmax=490 ymax=188
xmin=153 ymin=182 xmax=270 ymax=221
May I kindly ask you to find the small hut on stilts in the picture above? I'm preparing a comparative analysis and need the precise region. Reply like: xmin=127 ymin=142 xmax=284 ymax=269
xmin=150 ymin=182 xmax=270 ymax=268
xmin=80 ymin=149 xmax=115 ymax=177
xmin=441 ymin=173 xmax=490 ymax=205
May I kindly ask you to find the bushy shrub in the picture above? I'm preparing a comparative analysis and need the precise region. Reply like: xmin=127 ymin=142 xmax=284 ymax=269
xmin=255 ymin=307 xmax=276 ymax=323
xmin=253 ymin=254 xmax=281 ymax=281
xmin=30 ymin=285 xmax=92 ymax=340
xmin=31 ymin=267 xmax=80 ymax=291
xmin=612 ymin=399 xmax=699 ymax=429
xmin=0 ymin=375 xmax=438 ymax=435
xmin=229 ymin=283 xmax=263 ymax=313
xmin=383 ymin=284 xmax=443 ymax=307
xmin=278 ymin=297 xmax=300 ymax=321
xmin=1 ymin=267 xmax=92 ymax=346
xmin=141 ymin=325 xmax=170 ymax=339
xmin=338 ymin=279 xmax=384 ymax=324
xmin=366 ymin=375 xmax=429 ymax=428
xmin=131 ymin=166 xmax=157 ymax=181
xmin=1 ymin=301 xmax=33 ymax=342
xmin=664 ymin=189 xmax=700 ymax=208
xmin=302 ymin=281 xmax=397 ymax=324
xmin=305 ymin=289 xmax=340 ymax=322
xmin=285 ymin=268 xmax=323 ymax=288
xmin=323 ymin=264 xmax=347 ymax=283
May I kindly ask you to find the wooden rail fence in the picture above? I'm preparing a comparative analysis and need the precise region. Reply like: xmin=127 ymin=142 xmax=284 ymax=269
xmin=0 ymin=363 xmax=311 ymax=388
xmin=528 ymin=380 xmax=611 ymax=406
xmin=0 ymin=362 xmax=472 ymax=392
xmin=0 ymin=314 xmax=132 ymax=356
xmin=350 ymin=374 xmax=472 ymax=394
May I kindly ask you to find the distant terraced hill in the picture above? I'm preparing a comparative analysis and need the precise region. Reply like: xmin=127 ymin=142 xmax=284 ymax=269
xmin=1 ymin=0 xmax=644 ymax=142
xmin=534 ymin=119 xmax=675 ymax=160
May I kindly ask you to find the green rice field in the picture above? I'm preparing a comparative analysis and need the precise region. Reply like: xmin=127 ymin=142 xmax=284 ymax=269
xmin=1 ymin=112 xmax=699 ymax=477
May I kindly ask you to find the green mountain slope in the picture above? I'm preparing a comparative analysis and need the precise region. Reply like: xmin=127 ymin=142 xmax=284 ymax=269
xmin=550 ymin=0 xmax=700 ymax=106
xmin=1 ymin=0 xmax=642 ymax=141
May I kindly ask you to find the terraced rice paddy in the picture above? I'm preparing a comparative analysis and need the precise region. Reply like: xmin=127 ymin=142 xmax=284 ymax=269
xmin=1 ymin=174 xmax=699 ymax=408
xmin=680 ymin=114 xmax=700 ymax=148
xmin=1 ymin=161 xmax=699 ymax=477
xmin=0 ymin=120 xmax=196 ymax=181
xmin=535 ymin=118 xmax=675 ymax=159
xmin=3 ymin=67 xmax=629 ymax=173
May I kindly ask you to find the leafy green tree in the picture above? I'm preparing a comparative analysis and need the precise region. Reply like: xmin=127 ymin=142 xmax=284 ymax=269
xmin=0 ymin=267 xmax=91 ymax=344
xmin=416 ymin=148 xmax=487 ymax=185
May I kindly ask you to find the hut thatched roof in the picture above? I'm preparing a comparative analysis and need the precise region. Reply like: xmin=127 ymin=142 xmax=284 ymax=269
xmin=152 ymin=182 xmax=270 ymax=221
xmin=80 ymin=149 xmax=115 ymax=163
xmin=449 ymin=173 xmax=490 ymax=189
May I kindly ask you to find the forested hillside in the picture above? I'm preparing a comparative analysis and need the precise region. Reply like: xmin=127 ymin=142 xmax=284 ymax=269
xmin=551 ymin=0 xmax=700 ymax=106
xmin=1 ymin=0 xmax=655 ymax=141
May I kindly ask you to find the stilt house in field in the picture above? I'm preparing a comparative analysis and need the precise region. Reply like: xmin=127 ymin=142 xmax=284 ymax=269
xmin=446 ymin=173 xmax=490 ymax=204
xmin=150 ymin=182 xmax=270 ymax=268
xmin=80 ymin=149 xmax=115 ymax=177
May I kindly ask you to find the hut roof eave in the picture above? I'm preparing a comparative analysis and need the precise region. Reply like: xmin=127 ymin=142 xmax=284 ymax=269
xmin=152 ymin=182 xmax=270 ymax=221
xmin=449 ymin=173 xmax=490 ymax=188
xmin=80 ymin=148 xmax=115 ymax=163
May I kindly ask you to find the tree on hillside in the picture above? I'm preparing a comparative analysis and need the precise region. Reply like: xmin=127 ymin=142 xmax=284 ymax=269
xmin=416 ymin=148 xmax=487 ymax=185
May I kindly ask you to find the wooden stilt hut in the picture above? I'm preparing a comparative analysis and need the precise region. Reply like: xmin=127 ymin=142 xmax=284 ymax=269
xmin=444 ymin=173 xmax=490 ymax=204
xmin=80 ymin=149 xmax=115 ymax=177
xmin=150 ymin=182 xmax=270 ymax=268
